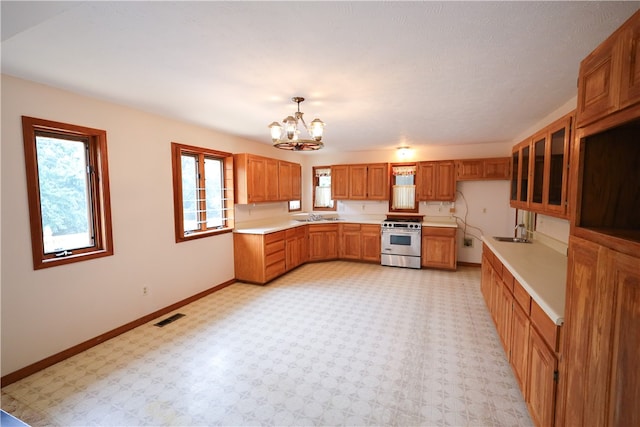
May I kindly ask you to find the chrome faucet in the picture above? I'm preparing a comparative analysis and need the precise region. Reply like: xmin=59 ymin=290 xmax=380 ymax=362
xmin=515 ymin=223 xmax=526 ymax=239
xmin=309 ymin=213 xmax=323 ymax=222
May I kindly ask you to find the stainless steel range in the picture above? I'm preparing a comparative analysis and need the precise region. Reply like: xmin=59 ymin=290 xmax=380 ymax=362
xmin=381 ymin=218 xmax=422 ymax=269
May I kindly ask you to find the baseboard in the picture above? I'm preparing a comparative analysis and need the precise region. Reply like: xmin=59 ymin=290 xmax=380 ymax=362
xmin=1 ymin=279 xmax=236 ymax=387
xmin=457 ymin=261 xmax=481 ymax=268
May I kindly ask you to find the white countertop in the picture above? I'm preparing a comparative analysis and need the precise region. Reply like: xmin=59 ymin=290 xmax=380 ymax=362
xmin=234 ymin=215 xmax=458 ymax=234
xmin=482 ymin=236 xmax=567 ymax=325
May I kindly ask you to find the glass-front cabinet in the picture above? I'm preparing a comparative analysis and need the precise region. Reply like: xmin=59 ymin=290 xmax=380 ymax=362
xmin=510 ymin=111 xmax=573 ymax=218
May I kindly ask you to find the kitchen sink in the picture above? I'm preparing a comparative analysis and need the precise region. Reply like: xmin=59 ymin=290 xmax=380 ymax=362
xmin=493 ymin=236 xmax=532 ymax=243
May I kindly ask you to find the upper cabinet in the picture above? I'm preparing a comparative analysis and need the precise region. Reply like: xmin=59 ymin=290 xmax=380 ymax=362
xmin=455 ymin=157 xmax=511 ymax=181
xmin=234 ymin=153 xmax=301 ymax=204
xmin=577 ymin=10 xmax=640 ymax=127
xmin=331 ymin=163 xmax=389 ymax=200
xmin=416 ymin=161 xmax=456 ymax=202
xmin=510 ymin=111 xmax=574 ymax=218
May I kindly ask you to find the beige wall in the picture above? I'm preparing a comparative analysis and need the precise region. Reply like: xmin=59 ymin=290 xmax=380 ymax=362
xmin=1 ymin=74 xmax=573 ymax=376
xmin=0 ymin=75 xmax=303 ymax=375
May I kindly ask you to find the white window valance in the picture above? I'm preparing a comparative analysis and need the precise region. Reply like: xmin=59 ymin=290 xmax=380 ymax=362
xmin=315 ymin=168 xmax=331 ymax=177
xmin=392 ymin=165 xmax=416 ymax=176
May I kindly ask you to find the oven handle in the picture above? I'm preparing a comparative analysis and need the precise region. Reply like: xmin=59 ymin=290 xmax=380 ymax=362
xmin=381 ymin=228 xmax=421 ymax=234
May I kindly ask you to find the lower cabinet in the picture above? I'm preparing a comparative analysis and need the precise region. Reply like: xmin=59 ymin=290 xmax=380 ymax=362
xmin=421 ymin=227 xmax=457 ymax=270
xmin=234 ymin=231 xmax=286 ymax=284
xmin=285 ymin=227 xmax=308 ymax=271
xmin=308 ymin=224 xmax=338 ymax=261
xmin=481 ymin=243 xmax=560 ymax=427
xmin=339 ymin=223 xmax=381 ymax=262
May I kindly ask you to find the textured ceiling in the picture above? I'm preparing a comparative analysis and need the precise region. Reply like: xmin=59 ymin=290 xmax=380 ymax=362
xmin=2 ymin=1 xmax=639 ymax=152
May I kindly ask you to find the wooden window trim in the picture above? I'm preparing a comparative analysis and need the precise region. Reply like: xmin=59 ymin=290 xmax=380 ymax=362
xmin=171 ymin=142 xmax=234 ymax=243
xmin=312 ymin=165 xmax=336 ymax=211
xmin=22 ymin=116 xmax=114 ymax=270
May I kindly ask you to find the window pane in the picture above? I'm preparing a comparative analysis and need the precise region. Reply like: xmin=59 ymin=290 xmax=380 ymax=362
xmin=181 ymin=154 xmax=198 ymax=232
xmin=204 ymin=157 xmax=223 ymax=228
xmin=36 ymin=135 xmax=94 ymax=254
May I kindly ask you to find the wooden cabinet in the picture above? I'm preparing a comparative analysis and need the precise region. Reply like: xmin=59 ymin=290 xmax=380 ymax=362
xmin=234 ymin=154 xmax=301 ymax=204
xmin=285 ymin=226 xmax=308 ymax=271
xmin=527 ymin=326 xmax=558 ymax=427
xmin=510 ymin=112 xmax=573 ymax=218
xmin=421 ymin=226 xmax=456 ymax=270
xmin=234 ymin=231 xmax=286 ymax=284
xmin=331 ymin=165 xmax=349 ymax=200
xmin=331 ymin=163 xmax=389 ymax=200
xmin=417 ymin=161 xmax=456 ymax=201
xmin=511 ymin=291 xmax=531 ymax=393
xmin=481 ymin=244 xmax=561 ymax=427
xmin=361 ymin=225 xmax=381 ymax=262
xmin=577 ymin=10 xmax=640 ymax=127
xmin=557 ymin=236 xmax=640 ymax=427
xmin=308 ymin=224 xmax=338 ymax=261
xmin=339 ymin=223 xmax=362 ymax=259
xmin=338 ymin=223 xmax=381 ymax=263
xmin=455 ymin=157 xmax=510 ymax=181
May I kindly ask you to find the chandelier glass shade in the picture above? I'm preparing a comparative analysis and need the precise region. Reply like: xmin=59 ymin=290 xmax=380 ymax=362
xmin=269 ymin=97 xmax=325 ymax=151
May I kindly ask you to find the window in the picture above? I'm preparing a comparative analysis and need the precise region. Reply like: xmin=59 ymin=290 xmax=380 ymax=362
xmin=171 ymin=143 xmax=234 ymax=242
xmin=22 ymin=116 xmax=114 ymax=269
xmin=390 ymin=164 xmax=417 ymax=212
xmin=312 ymin=166 xmax=335 ymax=211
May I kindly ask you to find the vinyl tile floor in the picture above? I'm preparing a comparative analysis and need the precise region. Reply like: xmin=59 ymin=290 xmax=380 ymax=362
xmin=2 ymin=261 xmax=533 ymax=426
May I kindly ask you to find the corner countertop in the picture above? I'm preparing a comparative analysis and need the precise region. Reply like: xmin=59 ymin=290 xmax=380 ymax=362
xmin=234 ymin=215 xmax=458 ymax=234
xmin=482 ymin=236 xmax=567 ymax=325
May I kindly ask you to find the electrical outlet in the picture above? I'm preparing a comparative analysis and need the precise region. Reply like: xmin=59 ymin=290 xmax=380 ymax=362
xmin=463 ymin=237 xmax=474 ymax=247
xmin=143 ymin=286 xmax=148 ymax=296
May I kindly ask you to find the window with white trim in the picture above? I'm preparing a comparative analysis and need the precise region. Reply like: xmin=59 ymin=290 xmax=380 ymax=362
xmin=171 ymin=143 xmax=234 ymax=242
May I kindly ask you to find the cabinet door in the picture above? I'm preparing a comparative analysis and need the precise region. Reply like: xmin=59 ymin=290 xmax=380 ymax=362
xmin=421 ymin=231 xmax=456 ymax=270
xmin=607 ymin=250 xmax=640 ymax=427
xmin=497 ymin=279 xmax=513 ymax=355
xmin=247 ymin=156 xmax=267 ymax=202
xmin=417 ymin=162 xmax=436 ymax=200
xmin=361 ymin=225 xmax=381 ymax=262
xmin=510 ymin=301 xmax=531 ymax=395
xmin=265 ymin=158 xmax=279 ymax=201
xmin=544 ymin=117 xmax=571 ymax=217
xmin=349 ymin=164 xmax=368 ymax=199
xmin=530 ymin=133 xmax=546 ymax=209
xmin=481 ymin=252 xmax=493 ymax=307
xmin=278 ymin=161 xmax=292 ymax=201
xmin=456 ymin=159 xmax=484 ymax=180
xmin=558 ymin=237 xmax=613 ymax=427
xmin=291 ymin=163 xmax=301 ymax=200
xmin=617 ymin=12 xmax=640 ymax=110
xmin=436 ymin=161 xmax=456 ymax=201
xmin=510 ymin=150 xmax=519 ymax=204
xmin=527 ymin=327 xmax=558 ymax=427
xmin=308 ymin=225 xmax=338 ymax=261
xmin=340 ymin=224 xmax=361 ymax=259
xmin=577 ymin=34 xmax=620 ymax=127
xmin=331 ymin=165 xmax=349 ymax=200
xmin=484 ymin=158 xmax=511 ymax=180
xmin=366 ymin=163 xmax=389 ymax=200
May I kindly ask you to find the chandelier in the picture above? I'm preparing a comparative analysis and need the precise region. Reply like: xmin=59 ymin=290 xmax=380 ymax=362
xmin=269 ymin=97 xmax=325 ymax=151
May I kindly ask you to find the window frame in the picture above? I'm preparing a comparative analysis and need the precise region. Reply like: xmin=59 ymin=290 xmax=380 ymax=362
xmin=389 ymin=162 xmax=418 ymax=213
xmin=171 ymin=142 xmax=234 ymax=242
xmin=22 ymin=116 xmax=114 ymax=270
xmin=312 ymin=166 xmax=336 ymax=211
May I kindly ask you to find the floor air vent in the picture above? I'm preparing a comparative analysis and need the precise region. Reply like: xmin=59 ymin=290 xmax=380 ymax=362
xmin=154 ymin=313 xmax=185 ymax=327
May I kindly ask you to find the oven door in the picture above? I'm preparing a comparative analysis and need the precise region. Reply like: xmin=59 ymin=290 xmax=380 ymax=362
xmin=381 ymin=228 xmax=421 ymax=257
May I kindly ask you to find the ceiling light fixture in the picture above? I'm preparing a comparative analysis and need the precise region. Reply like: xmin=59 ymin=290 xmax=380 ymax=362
xmin=269 ymin=97 xmax=325 ymax=151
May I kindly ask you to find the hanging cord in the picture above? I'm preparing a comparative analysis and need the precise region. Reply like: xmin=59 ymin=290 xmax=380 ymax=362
xmin=452 ymin=190 xmax=484 ymax=242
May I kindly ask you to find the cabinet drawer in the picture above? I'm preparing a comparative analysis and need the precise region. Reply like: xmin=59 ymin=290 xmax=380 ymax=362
xmin=285 ymin=227 xmax=305 ymax=239
xmin=340 ymin=223 xmax=361 ymax=232
xmin=265 ymin=231 xmax=285 ymax=245
xmin=422 ymin=226 xmax=456 ymax=237
xmin=502 ymin=267 xmax=515 ymax=293
xmin=265 ymin=239 xmax=285 ymax=256
xmin=531 ymin=299 xmax=559 ymax=352
xmin=265 ymin=248 xmax=285 ymax=266
xmin=513 ymin=279 xmax=531 ymax=315
xmin=265 ymin=261 xmax=286 ymax=280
